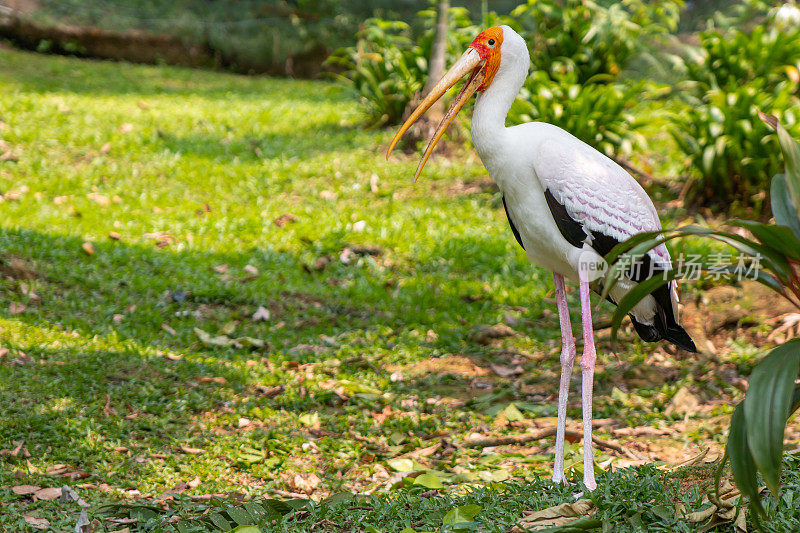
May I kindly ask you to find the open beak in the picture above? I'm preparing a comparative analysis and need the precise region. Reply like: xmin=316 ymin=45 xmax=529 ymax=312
xmin=386 ymin=48 xmax=485 ymax=181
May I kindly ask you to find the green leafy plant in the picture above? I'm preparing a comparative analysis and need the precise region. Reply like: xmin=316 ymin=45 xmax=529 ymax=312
xmin=326 ymin=8 xmax=480 ymax=127
xmin=325 ymin=19 xmax=427 ymax=127
xmin=670 ymin=81 xmax=800 ymax=214
xmin=331 ymin=0 xmax=682 ymax=130
xmin=510 ymin=0 xmax=683 ymax=83
xmin=673 ymin=17 xmax=800 ymax=213
xmin=602 ymin=111 xmax=800 ymax=523
xmin=685 ymin=24 xmax=800 ymax=92
xmin=509 ymin=70 xmax=647 ymax=158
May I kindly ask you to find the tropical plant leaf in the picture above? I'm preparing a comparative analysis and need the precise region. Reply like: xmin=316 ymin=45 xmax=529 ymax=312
xmin=607 ymin=269 xmax=683 ymax=346
xmin=743 ymin=340 xmax=800 ymax=496
xmin=731 ymin=219 xmax=800 ymax=261
xmin=727 ymin=403 xmax=765 ymax=517
xmin=770 ymin=174 xmax=800 ymax=239
xmin=761 ymin=110 xmax=800 ymax=220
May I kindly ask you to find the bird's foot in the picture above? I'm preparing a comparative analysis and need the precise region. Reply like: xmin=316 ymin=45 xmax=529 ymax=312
xmin=583 ymin=476 xmax=597 ymax=492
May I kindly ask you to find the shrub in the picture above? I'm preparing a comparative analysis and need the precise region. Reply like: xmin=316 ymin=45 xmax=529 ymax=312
xmin=510 ymin=0 xmax=682 ymax=83
xmin=685 ymin=24 xmax=800 ymax=92
xmin=509 ymin=71 xmax=647 ymax=158
xmin=670 ymin=81 xmax=800 ymax=214
xmin=672 ymin=18 xmax=800 ymax=213
xmin=326 ymin=8 xmax=480 ymax=127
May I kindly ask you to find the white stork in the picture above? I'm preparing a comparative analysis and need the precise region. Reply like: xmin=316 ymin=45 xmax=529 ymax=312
xmin=387 ymin=26 xmax=696 ymax=490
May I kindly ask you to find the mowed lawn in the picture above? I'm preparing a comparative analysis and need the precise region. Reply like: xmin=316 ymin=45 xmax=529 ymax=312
xmin=1 ymin=47 xmax=799 ymax=531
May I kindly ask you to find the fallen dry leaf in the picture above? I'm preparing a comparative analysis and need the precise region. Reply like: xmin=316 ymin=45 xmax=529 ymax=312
xmin=100 ymin=142 xmax=112 ymax=154
xmin=87 ymin=192 xmax=110 ymax=206
xmin=108 ymin=231 xmax=122 ymax=240
xmin=665 ymin=386 xmax=700 ymax=416
xmin=104 ymin=393 xmax=118 ymax=416
xmin=187 ymin=476 xmax=201 ymax=489
xmin=9 ymin=302 xmax=26 ymax=315
xmin=33 ymin=487 xmax=62 ymax=501
xmin=685 ymin=479 xmax=746 ymax=532
xmin=288 ymin=472 xmax=321 ymax=494
xmin=274 ymin=213 xmax=297 ymax=227
xmin=23 ymin=516 xmax=50 ymax=530
xmin=213 ymin=264 xmax=228 ymax=274
xmin=517 ymin=499 xmax=596 ymax=530
xmin=319 ymin=190 xmax=337 ymax=200
xmin=195 ymin=375 xmax=227 ymax=385
xmin=613 ymin=426 xmax=673 ymax=437
xmin=258 ymin=385 xmax=284 ymax=398
xmin=470 ymin=323 xmax=517 ymax=345
xmin=243 ymin=264 xmax=259 ymax=277
xmin=119 ymin=123 xmax=133 ymax=134
xmin=82 ymin=242 xmax=95 ymax=255
xmin=46 ymin=464 xmax=71 ymax=475
xmin=252 ymin=306 xmax=271 ymax=321
xmin=12 ymin=485 xmax=40 ymax=495
xmin=179 ymin=446 xmax=206 ymax=455
xmin=489 ymin=362 xmax=524 ymax=378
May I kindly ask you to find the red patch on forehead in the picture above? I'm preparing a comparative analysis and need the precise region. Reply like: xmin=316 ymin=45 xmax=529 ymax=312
xmin=470 ymin=26 xmax=504 ymax=57
xmin=469 ymin=26 xmax=503 ymax=90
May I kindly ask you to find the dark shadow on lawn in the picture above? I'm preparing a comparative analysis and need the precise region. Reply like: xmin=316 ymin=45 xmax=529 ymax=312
xmin=155 ymin=122 xmax=365 ymax=163
xmin=0 ymin=48 xmax=347 ymax=102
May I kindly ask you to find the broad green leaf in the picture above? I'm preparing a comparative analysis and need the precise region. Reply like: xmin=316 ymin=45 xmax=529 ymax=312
xmin=298 ymin=412 xmax=320 ymax=427
xmin=744 ymin=340 xmax=800 ymax=496
xmin=208 ymin=514 xmax=233 ymax=531
xmin=761 ymin=111 xmax=800 ymax=222
xmin=731 ymin=219 xmax=800 ymax=261
xmin=226 ymin=507 xmax=255 ymax=526
xmin=727 ymin=403 xmax=765 ymax=517
xmin=501 ymin=403 xmax=525 ymax=422
xmin=227 ymin=527 xmax=261 ymax=533
xmin=387 ymin=457 xmax=425 ymax=472
xmin=442 ymin=504 xmax=481 ymax=525
xmin=321 ymin=492 xmax=354 ymax=506
xmin=413 ymin=473 xmax=444 ymax=489
xmin=771 ymin=174 xmax=800 ymax=240
xmin=793 ymin=386 xmax=800 ymax=415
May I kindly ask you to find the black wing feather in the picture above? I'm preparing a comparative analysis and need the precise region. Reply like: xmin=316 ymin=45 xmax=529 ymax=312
xmin=542 ymin=188 xmax=696 ymax=352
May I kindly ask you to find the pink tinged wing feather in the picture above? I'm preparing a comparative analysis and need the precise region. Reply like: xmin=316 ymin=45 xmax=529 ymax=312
xmin=532 ymin=138 xmax=672 ymax=269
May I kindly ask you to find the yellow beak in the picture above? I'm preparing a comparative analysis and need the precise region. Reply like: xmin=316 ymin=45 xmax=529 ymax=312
xmin=386 ymin=48 xmax=485 ymax=181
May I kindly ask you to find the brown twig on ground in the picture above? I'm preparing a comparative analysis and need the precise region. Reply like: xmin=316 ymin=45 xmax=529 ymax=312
xmin=464 ymin=427 xmax=644 ymax=460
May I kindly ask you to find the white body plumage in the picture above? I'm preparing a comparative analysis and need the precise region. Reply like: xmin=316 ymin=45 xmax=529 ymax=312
xmin=472 ymin=26 xmax=677 ymax=327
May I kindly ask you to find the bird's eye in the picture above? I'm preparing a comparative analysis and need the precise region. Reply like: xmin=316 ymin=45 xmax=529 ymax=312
xmin=487 ymin=39 xmax=496 ymax=47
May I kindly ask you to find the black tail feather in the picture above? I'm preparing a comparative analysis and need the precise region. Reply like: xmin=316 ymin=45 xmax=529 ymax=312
xmin=626 ymin=283 xmax=697 ymax=352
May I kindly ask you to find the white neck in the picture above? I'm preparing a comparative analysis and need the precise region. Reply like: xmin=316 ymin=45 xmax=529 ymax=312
xmin=470 ymin=35 xmax=529 ymax=175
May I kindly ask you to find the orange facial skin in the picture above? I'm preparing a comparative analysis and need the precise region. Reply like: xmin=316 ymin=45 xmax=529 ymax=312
xmin=470 ymin=26 xmax=503 ymax=91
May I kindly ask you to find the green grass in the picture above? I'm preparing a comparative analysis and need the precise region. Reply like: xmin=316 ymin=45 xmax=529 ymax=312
xmin=1 ymin=47 xmax=798 ymax=532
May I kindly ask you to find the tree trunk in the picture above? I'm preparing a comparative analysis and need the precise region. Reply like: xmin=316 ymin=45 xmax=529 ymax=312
xmin=400 ymin=0 xmax=449 ymax=149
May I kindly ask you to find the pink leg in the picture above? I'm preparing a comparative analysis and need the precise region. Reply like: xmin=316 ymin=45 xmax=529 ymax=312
xmin=552 ymin=273 xmax=576 ymax=484
xmin=578 ymin=270 xmax=597 ymax=490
